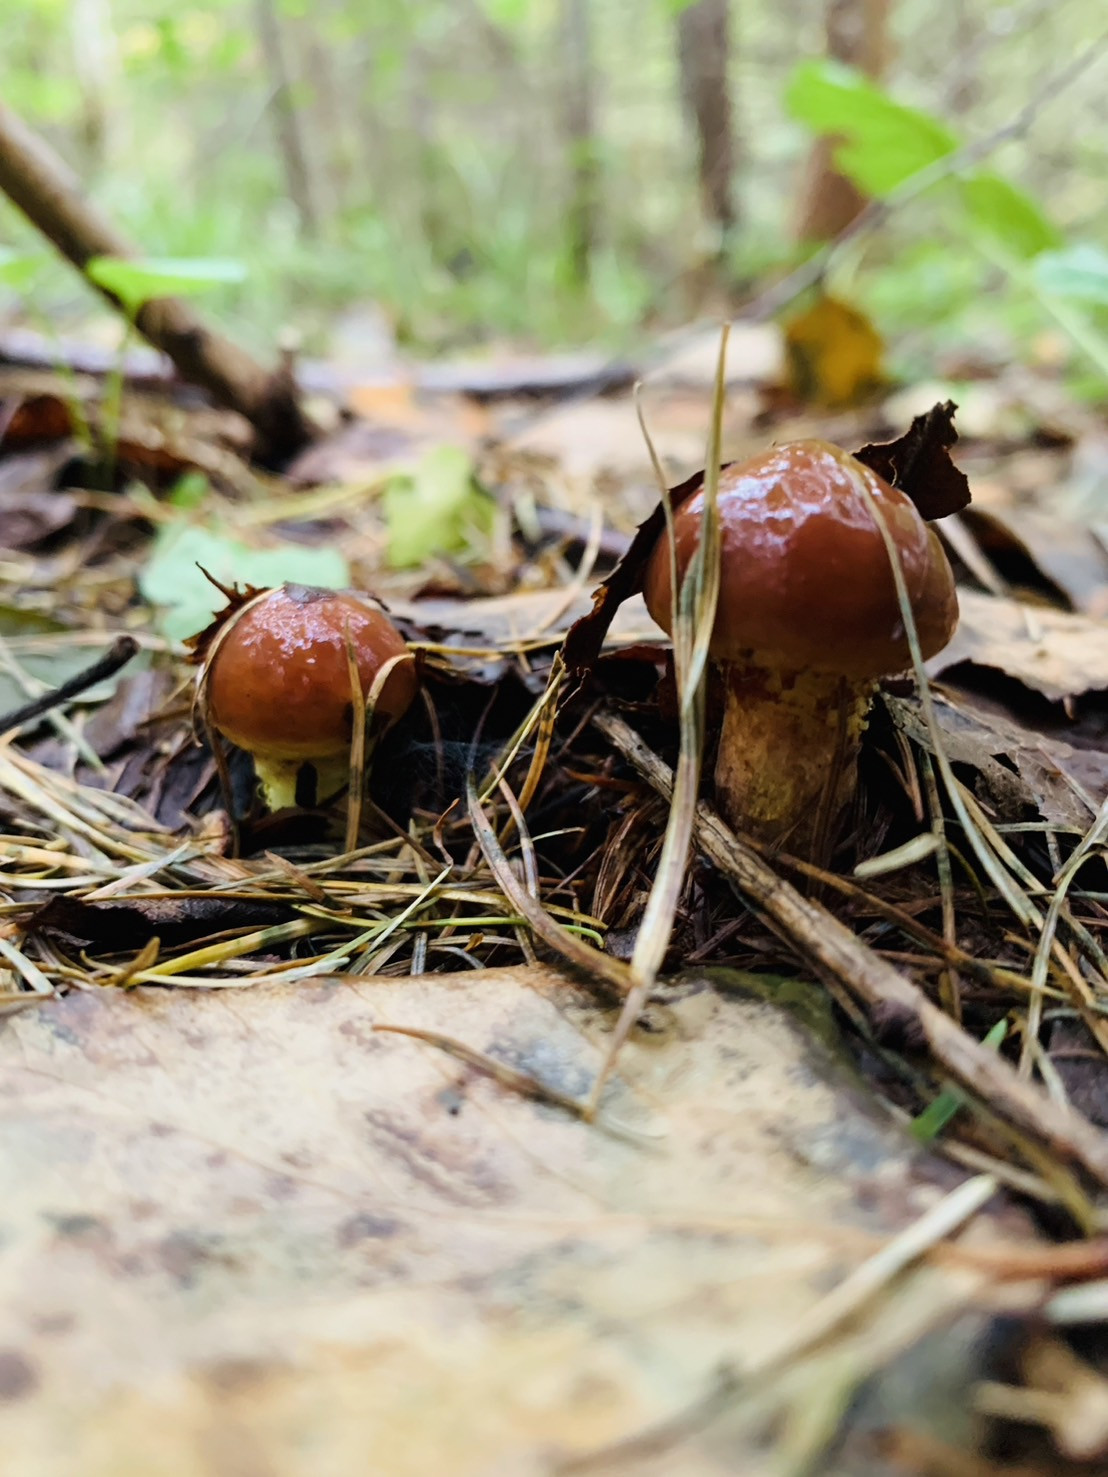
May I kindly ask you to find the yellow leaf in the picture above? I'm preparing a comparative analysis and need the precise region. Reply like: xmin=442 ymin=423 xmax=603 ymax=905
xmin=783 ymin=293 xmax=885 ymax=408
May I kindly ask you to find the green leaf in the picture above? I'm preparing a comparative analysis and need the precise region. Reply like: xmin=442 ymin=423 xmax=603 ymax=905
xmin=139 ymin=524 xmax=349 ymax=643
xmin=960 ymin=173 xmax=1061 ymax=260
xmin=383 ymin=445 xmax=494 ymax=569
xmin=85 ymin=256 xmax=247 ymax=315
xmin=167 ymin=472 xmax=212 ymax=511
xmin=785 ymin=59 xmax=957 ymax=195
xmin=477 ymin=0 xmax=533 ymax=23
xmin=0 ymin=248 xmax=46 ymax=292
xmin=910 ymin=1018 xmax=1007 ymax=1143
xmin=1033 ymin=244 xmax=1108 ymax=306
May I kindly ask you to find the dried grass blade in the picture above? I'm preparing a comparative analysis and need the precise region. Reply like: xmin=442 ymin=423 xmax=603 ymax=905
xmin=921 ymin=751 xmax=961 ymax=1022
xmin=0 ymin=630 xmax=103 ymax=770
xmin=343 ymin=628 xmax=368 ymax=854
xmin=138 ymin=918 xmax=316 ymax=980
xmin=0 ymin=936 xmax=54 ymax=994
xmin=1026 ymin=795 xmax=1108 ymax=1066
xmin=0 ymin=751 xmax=155 ymax=862
xmin=84 ymin=842 xmax=204 ymax=900
xmin=479 ymin=664 xmax=564 ymax=809
xmin=594 ymin=709 xmax=1108 ymax=1190
xmin=497 ymin=779 xmax=540 ymax=897
xmin=467 ymin=776 xmax=631 ymax=999
xmin=585 ymin=325 xmax=730 ymax=1116
xmin=314 ymin=864 xmax=452 ymax=970
xmin=753 ymin=1174 xmax=998 ymax=1374
xmin=372 ymin=1024 xmax=588 ymax=1117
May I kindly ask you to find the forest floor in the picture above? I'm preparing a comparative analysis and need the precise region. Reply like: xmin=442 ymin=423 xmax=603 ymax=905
xmin=3 ymin=316 xmax=1108 ymax=1476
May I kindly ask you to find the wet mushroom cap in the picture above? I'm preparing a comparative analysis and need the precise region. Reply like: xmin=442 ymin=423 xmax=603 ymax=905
xmin=205 ymin=584 xmax=417 ymax=760
xmin=643 ymin=440 xmax=958 ymax=679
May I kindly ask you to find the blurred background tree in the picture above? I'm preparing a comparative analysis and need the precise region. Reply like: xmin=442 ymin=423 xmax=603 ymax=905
xmin=0 ymin=0 xmax=1104 ymax=368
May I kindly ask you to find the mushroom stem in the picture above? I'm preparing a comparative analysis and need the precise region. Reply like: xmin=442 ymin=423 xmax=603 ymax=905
xmin=714 ymin=662 xmax=875 ymax=855
xmin=254 ymin=752 xmax=351 ymax=812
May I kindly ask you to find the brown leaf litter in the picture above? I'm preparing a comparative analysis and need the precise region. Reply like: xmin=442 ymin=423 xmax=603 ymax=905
xmin=2 ymin=342 xmax=1108 ymax=1474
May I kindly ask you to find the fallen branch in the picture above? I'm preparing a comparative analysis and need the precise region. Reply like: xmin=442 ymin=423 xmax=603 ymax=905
xmin=0 ymin=326 xmax=637 ymax=404
xmin=594 ymin=708 xmax=1108 ymax=1192
xmin=0 ymin=102 xmax=318 ymax=465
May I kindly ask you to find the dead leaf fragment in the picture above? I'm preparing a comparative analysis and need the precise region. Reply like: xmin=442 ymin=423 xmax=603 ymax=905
xmin=930 ymin=589 xmax=1108 ymax=703
xmin=562 ymin=464 xmax=707 ymax=675
xmin=0 ymin=391 xmax=76 ymax=445
xmin=855 ymin=400 xmax=971 ymax=521
xmin=0 ymin=487 xmax=78 ymax=551
xmin=959 ymin=506 xmax=1108 ymax=615
xmin=0 ymin=443 xmax=79 ymax=548
xmin=882 ymin=691 xmax=1105 ymax=828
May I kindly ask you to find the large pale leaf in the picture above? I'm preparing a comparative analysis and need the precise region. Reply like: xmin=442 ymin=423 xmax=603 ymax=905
xmin=0 ymin=965 xmax=1037 ymax=1475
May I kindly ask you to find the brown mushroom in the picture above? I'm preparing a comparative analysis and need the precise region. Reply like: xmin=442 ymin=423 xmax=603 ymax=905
xmin=643 ymin=440 xmax=958 ymax=854
xmin=198 ymin=583 xmax=418 ymax=810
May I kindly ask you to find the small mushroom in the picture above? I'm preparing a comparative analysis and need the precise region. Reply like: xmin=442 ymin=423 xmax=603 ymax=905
xmin=643 ymin=440 xmax=958 ymax=854
xmin=197 ymin=583 xmax=418 ymax=810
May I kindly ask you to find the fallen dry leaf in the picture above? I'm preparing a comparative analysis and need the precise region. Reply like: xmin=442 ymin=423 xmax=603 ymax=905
xmin=882 ymin=691 xmax=1105 ymax=829
xmin=959 ymin=506 xmax=1108 ymax=616
xmin=783 ymin=294 xmax=885 ymax=409
xmin=26 ymin=893 xmax=297 ymax=953
xmin=0 ymin=965 xmax=1039 ymax=1477
xmin=390 ymin=587 xmax=660 ymax=680
xmin=0 ymin=443 xmax=79 ymax=549
xmin=930 ymin=589 xmax=1108 ymax=703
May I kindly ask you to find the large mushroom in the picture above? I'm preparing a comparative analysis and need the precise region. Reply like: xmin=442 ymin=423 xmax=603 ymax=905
xmin=643 ymin=439 xmax=958 ymax=854
xmin=196 ymin=583 xmax=418 ymax=810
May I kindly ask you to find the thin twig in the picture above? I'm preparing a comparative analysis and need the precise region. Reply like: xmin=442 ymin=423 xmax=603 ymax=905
xmin=0 ymin=634 xmax=139 ymax=732
xmin=594 ymin=709 xmax=1108 ymax=1190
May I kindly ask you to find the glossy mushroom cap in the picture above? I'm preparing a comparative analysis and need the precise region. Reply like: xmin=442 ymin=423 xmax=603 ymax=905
xmin=205 ymin=584 xmax=417 ymax=761
xmin=643 ymin=440 xmax=958 ymax=679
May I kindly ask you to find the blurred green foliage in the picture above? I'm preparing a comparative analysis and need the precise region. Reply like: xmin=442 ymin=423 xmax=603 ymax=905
xmin=384 ymin=446 xmax=494 ymax=569
xmin=85 ymin=255 xmax=248 ymax=315
xmin=785 ymin=57 xmax=1108 ymax=382
xmin=0 ymin=0 xmax=1104 ymax=373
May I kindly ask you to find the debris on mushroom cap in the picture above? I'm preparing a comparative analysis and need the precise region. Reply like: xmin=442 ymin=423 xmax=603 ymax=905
xmin=200 ymin=583 xmax=418 ymax=763
xmin=643 ymin=440 xmax=958 ymax=678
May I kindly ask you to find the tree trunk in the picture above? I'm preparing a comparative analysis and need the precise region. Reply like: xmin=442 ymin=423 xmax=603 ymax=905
xmin=559 ymin=0 xmax=598 ymax=285
xmin=70 ymin=0 xmax=119 ymax=166
xmin=677 ymin=0 xmax=736 ymax=241
xmin=946 ymin=0 xmax=980 ymax=116
xmin=305 ymin=32 xmax=351 ymax=221
xmin=793 ymin=0 xmax=889 ymax=243
xmin=254 ymin=0 xmax=322 ymax=239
